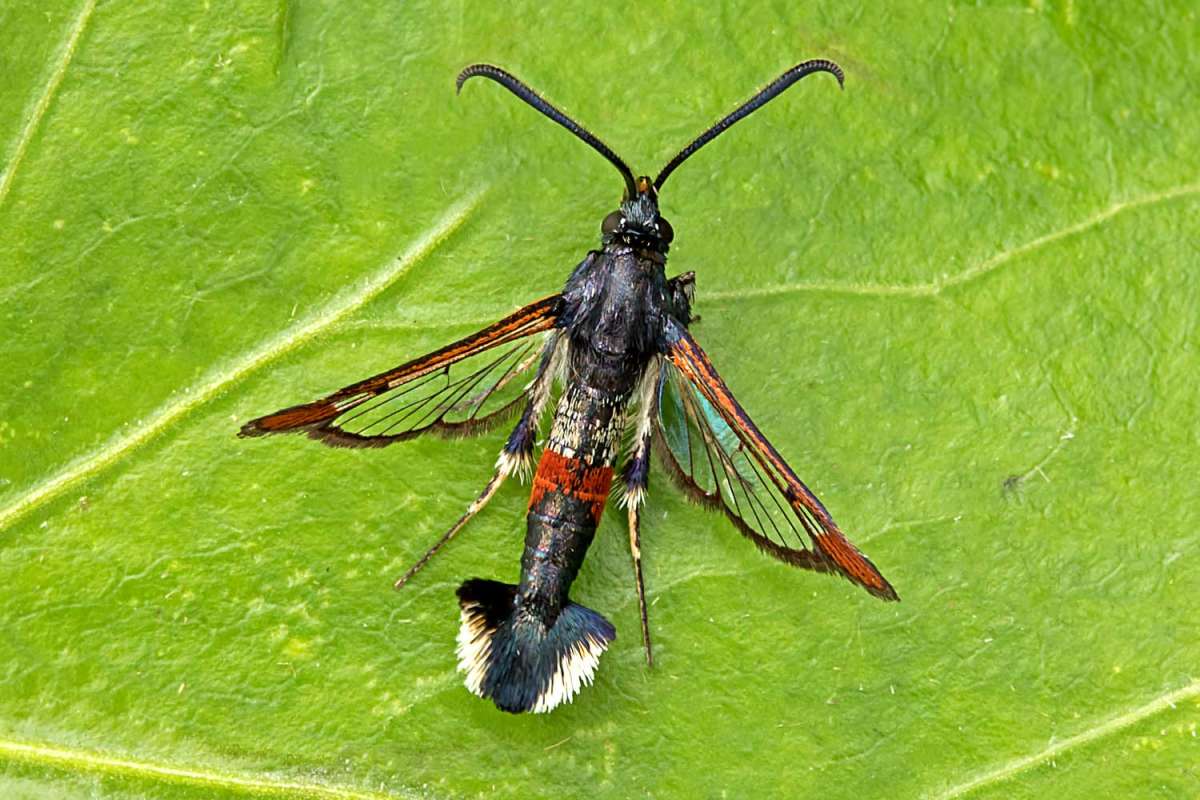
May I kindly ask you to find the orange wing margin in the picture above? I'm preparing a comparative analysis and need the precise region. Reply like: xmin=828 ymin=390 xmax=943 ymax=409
xmin=239 ymin=294 xmax=561 ymax=446
xmin=662 ymin=320 xmax=898 ymax=601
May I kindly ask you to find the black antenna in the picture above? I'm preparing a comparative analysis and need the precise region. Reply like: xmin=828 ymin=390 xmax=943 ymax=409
xmin=457 ymin=64 xmax=639 ymax=199
xmin=654 ymin=59 xmax=844 ymax=190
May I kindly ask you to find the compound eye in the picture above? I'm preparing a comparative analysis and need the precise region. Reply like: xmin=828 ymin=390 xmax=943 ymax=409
xmin=601 ymin=210 xmax=623 ymax=236
xmin=656 ymin=216 xmax=674 ymax=243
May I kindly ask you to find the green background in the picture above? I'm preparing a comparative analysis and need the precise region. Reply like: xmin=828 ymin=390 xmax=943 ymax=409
xmin=2 ymin=1 xmax=1197 ymax=798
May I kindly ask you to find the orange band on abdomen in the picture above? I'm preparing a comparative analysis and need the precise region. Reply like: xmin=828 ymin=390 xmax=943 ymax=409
xmin=528 ymin=449 xmax=613 ymax=525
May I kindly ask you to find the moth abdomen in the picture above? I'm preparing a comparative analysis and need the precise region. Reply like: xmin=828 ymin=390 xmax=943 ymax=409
xmin=456 ymin=578 xmax=615 ymax=714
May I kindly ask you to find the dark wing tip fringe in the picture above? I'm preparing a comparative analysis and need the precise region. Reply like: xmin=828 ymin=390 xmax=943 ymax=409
xmin=812 ymin=531 xmax=901 ymax=602
xmin=238 ymin=401 xmax=341 ymax=439
xmin=237 ymin=420 xmax=268 ymax=439
xmin=304 ymin=425 xmax=398 ymax=449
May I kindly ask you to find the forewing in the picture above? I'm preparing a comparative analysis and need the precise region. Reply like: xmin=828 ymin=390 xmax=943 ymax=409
xmin=656 ymin=366 xmax=828 ymax=570
xmin=240 ymin=295 xmax=561 ymax=448
xmin=658 ymin=320 xmax=898 ymax=600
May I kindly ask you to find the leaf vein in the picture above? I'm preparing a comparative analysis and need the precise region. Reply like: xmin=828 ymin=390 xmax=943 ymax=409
xmin=0 ymin=736 xmax=414 ymax=799
xmin=0 ymin=188 xmax=486 ymax=534
xmin=706 ymin=182 xmax=1200 ymax=302
xmin=0 ymin=0 xmax=97 ymax=210
xmin=927 ymin=678 xmax=1200 ymax=799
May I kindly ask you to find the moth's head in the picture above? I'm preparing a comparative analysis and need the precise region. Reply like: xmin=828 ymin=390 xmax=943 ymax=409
xmin=601 ymin=176 xmax=674 ymax=249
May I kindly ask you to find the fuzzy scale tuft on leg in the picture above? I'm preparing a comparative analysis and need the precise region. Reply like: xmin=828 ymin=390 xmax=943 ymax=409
xmin=455 ymin=578 xmax=616 ymax=713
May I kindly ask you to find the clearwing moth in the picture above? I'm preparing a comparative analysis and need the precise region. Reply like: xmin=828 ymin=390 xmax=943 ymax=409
xmin=241 ymin=60 xmax=898 ymax=714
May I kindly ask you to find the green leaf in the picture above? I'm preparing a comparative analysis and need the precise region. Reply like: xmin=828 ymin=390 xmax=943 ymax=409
xmin=2 ymin=2 xmax=1198 ymax=798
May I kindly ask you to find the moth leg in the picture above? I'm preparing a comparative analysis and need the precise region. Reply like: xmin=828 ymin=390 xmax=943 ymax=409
xmin=626 ymin=491 xmax=653 ymax=667
xmin=394 ymin=333 xmax=564 ymax=590
xmin=393 ymin=468 xmax=508 ymax=589
xmin=666 ymin=271 xmax=696 ymax=325
xmin=621 ymin=359 xmax=659 ymax=666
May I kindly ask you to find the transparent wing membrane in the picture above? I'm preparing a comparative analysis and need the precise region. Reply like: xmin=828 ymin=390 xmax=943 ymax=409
xmin=656 ymin=366 xmax=827 ymax=567
xmin=240 ymin=295 xmax=560 ymax=448
xmin=659 ymin=322 xmax=898 ymax=600
xmin=319 ymin=336 xmax=544 ymax=444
